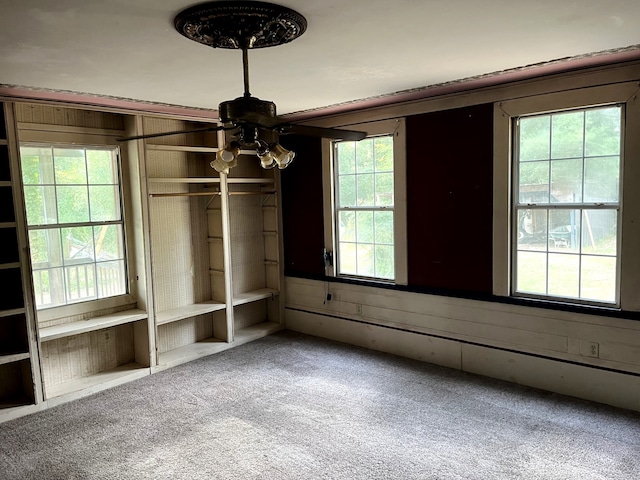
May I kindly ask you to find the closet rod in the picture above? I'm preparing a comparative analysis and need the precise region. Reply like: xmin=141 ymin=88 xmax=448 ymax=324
xmin=150 ymin=191 xmax=276 ymax=198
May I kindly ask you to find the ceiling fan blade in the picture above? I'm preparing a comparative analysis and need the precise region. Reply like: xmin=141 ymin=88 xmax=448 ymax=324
xmin=277 ymin=124 xmax=367 ymax=141
xmin=116 ymin=124 xmax=225 ymax=142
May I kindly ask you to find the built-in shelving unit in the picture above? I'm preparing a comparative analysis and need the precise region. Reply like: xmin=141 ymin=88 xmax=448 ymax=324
xmin=143 ymin=120 xmax=284 ymax=369
xmin=0 ymin=105 xmax=286 ymax=422
xmin=0 ymin=102 xmax=42 ymax=421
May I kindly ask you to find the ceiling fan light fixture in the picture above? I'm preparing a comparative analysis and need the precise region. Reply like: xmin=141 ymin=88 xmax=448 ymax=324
xmin=217 ymin=141 xmax=241 ymax=163
xmin=270 ymin=143 xmax=295 ymax=169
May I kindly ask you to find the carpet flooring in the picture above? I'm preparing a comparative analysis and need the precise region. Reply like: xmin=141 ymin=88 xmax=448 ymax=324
xmin=1 ymin=330 xmax=639 ymax=479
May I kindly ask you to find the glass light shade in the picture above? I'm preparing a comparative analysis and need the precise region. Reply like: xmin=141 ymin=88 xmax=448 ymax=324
xmin=216 ymin=141 xmax=241 ymax=163
xmin=270 ymin=143 xmax=295 ymax=169
xmin=257 ymin=147 xmax=277 ymax=169
xmin=210 ymin=156 xmax=237 ymax=173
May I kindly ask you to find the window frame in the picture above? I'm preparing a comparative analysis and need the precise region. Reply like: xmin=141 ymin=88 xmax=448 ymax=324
xmin=17 ymin=127 xmax=136 ymax=322
xmin=322 ymin=118 xmax=407 ymax=285
xmin=493 ymin=82 xmax=640 ymax=311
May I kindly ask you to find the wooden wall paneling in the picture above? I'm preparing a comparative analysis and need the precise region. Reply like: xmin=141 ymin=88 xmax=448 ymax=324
xmin=285 ymin=277 xmax=640 ymax=376
xmin=279 ymin=135 xmax=325 ymax=278
xmin=406 ymin=103 xmax=494 ymax=294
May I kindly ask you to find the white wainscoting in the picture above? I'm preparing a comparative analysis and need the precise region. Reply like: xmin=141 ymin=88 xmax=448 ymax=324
xmin=284 ymin=277 xmax=640 ymax=412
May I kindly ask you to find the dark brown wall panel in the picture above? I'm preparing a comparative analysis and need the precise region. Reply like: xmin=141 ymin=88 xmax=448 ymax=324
xmin=406 ymin=103 xmax=494 ymax=294
xmin=280 ymin=135 xmax=326 ymax=277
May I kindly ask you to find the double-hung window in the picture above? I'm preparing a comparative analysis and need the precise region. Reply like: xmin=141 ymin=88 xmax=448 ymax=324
xmin=20 ymin=144 xmax=127 ymax=310
xmin=514 ymin=106 xmax=622 ymax=305
xmin=324 ymin=119 xmax=407 ymax=284
xmin=494 ymin=82 xmax=640 ymax=310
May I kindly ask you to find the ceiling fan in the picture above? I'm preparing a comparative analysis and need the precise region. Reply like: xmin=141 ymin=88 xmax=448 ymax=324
xmin=117 ymin=1 xmax=367 ymax=172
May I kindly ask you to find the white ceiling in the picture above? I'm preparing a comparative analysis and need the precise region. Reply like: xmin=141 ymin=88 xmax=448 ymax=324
xmin=1 ymin=0 xmax=640 ymax=117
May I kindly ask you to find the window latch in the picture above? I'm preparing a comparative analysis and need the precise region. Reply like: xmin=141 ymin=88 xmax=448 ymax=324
xmin=323 ymin=249 xmax=333 ymax=268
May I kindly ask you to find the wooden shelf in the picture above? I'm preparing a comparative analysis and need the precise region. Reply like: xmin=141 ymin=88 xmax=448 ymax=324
xmin=148 ymin=177 xmax=221 ymax=184
xmin=146 ymin=144 xmax=219 ymax=153
xmin=0 ymin=262 xmax=19 ymax=270
xmin=234 ymin=321 xmax=283 ymax=345
xmin=0 ymin=394 xmax=34 ymax=410
xmin=233 ymin=288 xmax=279 ymax=307
xmin=156 ymin=337 xmax=230 ymax=371
xmin=0 ymin=139 xmax=7 ymax=146
xmin=156 ymin=302 xmax=226 ymax=326
xmin=227 ymin=178 xmax=275 ymax=184
xmin=0 ymin=308 xmax=25 ymax=318
xmin=0 ymin=181 xmax=11 ymax=187
xmin=45 ymin=362 xmax=149 ymax=401
xmin=0 ymin=222 xmax=17 ymax=229
xmin=40 ymin=309 xmax=148 ymax=341
xmin=0 ymin=352 xmax=30 ymax=366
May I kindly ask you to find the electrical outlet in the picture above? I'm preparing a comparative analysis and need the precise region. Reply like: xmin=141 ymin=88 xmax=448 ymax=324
xmin=580 ymin=340 xmax=599 ymax=358
xmin=355 ymin=304 xmax=362 ymax=315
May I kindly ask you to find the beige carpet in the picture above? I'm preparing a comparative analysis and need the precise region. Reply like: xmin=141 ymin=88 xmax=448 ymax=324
xmin=1 ymin=331 xmax=639 ymax=479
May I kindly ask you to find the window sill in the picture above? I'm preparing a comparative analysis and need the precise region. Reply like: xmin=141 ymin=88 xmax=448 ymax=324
xmin=36 ymin=294 xmax=137 ymax=323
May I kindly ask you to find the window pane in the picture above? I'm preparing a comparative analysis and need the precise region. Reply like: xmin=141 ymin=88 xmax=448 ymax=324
xmin=548 ymin=253 xmax=579 ymax=298
xmin=375 ymin=244 xmax=394 ymax=279
xmin=518 ymin=161 xmax=549 ymax=203
xmin=32 ymin=267 xmax=66 ymax=309
xmin=87 ymin=149 xmax=118 ymax=184
xmin=374 ymin=211 xmax=393 ymax=245
xmin=585 ymin=107 xmax=621 ymax=157
xmin=355 ymin=139 xmax=374 ymax=173
xmin=337 ymin=142 xmax=355 ymax=175
xmin=356 ymin=244 xmax=375 ymax=277
xmin=339 ymin=175 xmax=356 ymax=207
xmin=519 ymin=116 xmax=550 ymax=161
xmin=356 ymin=211 xmax=374 ymax=243
xmin=97 ymin=260 xmax=126 ymax=297
xmin=516 ymin=251 xmax=547 ymax=295
xmin=57 ymin=186 xmax=90 ymax=223
xmin=24 ymin=185 xmax=58 ymax=225
xmin=375 ymin=172 xmax=394 ymax=206
xmin=581 ymin=255 xmax=616 ymax=303
xmin=21 ymin=147 xmax=54 ymax=185
xmin=374 ymin=137 xmax=393 ymax=171
xmin=89 ymin=185 xmax=121 ymax=222
xmin=54 ymin=148 xmax=87 ymax=184
xmin=339 ymin=242 xmax=357 ymax=275
xmin=581 ymin=210 xmax=617 ymax=255
xmin=29 ymin=229 xmax=63 ymax=268
xmin=94 ymin=225 xmax=125 ymax=261
xmin=339 ymin=211 xmax=356 ymax=242
xmin=62 ymin=226 xmax=95 ymax=265
xmin=517 ymin=209 xmax=547 ymax=251
xmin=65 ymin=263 xmax=96 ymax=303
xmin=551 ymin=111 xmax=584 ymax=159
xmin=549 ymin=209 xmax=580 ymax=252
xmin=551 ymin=158 xmax=582 ymax=203
xmin=356 ymin=173 xmax=375 ymax=206
xmin=584 ymin=156 xmax=619 ymax=203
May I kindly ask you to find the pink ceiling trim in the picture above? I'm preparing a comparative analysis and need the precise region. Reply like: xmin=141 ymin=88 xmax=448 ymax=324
xmin=0 ymin=85 xmax=218 ymax=120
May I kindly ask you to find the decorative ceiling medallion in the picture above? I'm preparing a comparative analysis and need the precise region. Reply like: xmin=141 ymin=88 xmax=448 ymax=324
xmin=174 ymin=1 xmax=307 ymax=49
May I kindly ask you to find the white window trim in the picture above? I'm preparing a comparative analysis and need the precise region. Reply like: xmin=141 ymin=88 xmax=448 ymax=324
xmin=17 ymin=126 xmax=138 ymax=322
xmin=322 ymin=118 xmax=407 ymax=285
xmin=493 ymin=82 xmax=640 ymax=311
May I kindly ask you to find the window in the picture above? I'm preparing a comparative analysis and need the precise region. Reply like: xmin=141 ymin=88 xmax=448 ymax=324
xmin=323 ymin=119 xmax=407 ymax=284
xmin=513 ymin=106 xmax=622 ymax=305
xmin=334 ymin=135 xmax=395 ymax=279
xmin=20 ymin=145 xmax=127 ymax=309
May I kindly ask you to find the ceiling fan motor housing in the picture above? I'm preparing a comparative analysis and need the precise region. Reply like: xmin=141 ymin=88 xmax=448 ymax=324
xmin=218 ymin=96 xmax=277 ymax=125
